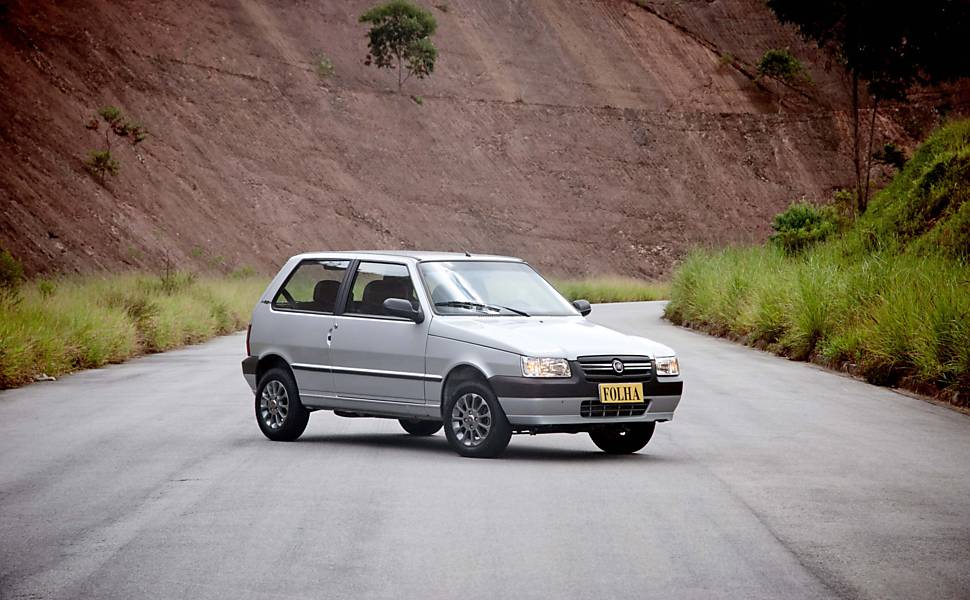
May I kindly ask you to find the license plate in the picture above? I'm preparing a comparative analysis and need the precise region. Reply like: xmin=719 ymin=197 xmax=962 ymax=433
xmin=598 ymin=382 xmax=644 ymax=404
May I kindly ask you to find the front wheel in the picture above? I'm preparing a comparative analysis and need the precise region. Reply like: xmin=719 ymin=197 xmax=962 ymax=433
xmin=589 ymin=422 xmax=656 ymax=454
xmin=255 ymin=367 xmax=309 ymax=441
xmin=443 ymin=381 xmax=512 ymax=458
xmin=399 ymin=419 xmax=443 ymax=436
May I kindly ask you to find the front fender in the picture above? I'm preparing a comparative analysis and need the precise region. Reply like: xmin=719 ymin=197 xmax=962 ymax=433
xmin=424 ymin=335 xmax=521 ymax=409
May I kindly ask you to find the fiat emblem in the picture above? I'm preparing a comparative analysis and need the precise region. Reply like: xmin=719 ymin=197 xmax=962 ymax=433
xmin=612 ymin=359 xmax=624 ymax=374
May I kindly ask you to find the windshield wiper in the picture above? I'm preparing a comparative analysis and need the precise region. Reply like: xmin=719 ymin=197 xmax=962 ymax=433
xmin=434 ymin=301 xmax=530 ymax=317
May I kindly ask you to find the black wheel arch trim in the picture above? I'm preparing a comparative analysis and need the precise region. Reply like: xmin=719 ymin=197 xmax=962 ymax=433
xmin=246 ymin=353 xmax=298 ymax=386
xmin=242 ymin=356 xmax=258 ymax=376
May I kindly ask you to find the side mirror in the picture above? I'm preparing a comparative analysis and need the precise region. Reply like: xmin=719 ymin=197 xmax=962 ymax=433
xmin=572 ymin=299 xmax=592 ymax=316
xmin=383 ymin=298 xmax=424 ymax=323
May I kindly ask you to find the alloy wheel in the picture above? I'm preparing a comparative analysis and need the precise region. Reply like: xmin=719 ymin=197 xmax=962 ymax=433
xmin=260 ymin=380 xmax=289 ymax=430
xmin=450 ymin=392 xmax=492 ymax=448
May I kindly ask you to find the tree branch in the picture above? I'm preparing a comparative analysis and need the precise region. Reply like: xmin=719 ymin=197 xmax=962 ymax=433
xmin=862 ymin=97 xmax=880 ymax=210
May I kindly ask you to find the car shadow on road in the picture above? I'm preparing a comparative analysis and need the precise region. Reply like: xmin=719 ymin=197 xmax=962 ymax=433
xmin=294 ymin=433 xmax=675 ymax=463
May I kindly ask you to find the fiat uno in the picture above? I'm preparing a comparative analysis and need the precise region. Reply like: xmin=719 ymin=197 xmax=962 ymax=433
xmin=242 ymin=251 xmax=683 ymax=458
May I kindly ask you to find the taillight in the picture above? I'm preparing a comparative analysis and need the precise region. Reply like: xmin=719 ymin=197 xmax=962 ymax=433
xmin=246 ymin=323 xmax=252 ymax=356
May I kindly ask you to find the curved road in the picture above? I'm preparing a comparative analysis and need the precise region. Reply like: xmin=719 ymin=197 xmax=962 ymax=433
xmin=1 ymin=302 xmax=968 ymax=600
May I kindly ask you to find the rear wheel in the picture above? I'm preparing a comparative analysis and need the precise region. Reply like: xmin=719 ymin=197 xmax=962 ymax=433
xmin=255 ymin=367 xmax=309 ymax=441
xmin=399 ymin=419 xmax=442 ymax=436
xmin=589 ymin=423 xmax=655 ymax=454
xmin=443 ymin=381 xmax=512 ymax=458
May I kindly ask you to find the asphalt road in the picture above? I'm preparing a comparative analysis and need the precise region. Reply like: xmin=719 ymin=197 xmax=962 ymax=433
xmin=1 ymin=302 xmax=969 ymax=600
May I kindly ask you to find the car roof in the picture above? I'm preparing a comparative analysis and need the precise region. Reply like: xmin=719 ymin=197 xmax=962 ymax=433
xmin=290 ymin=250 xmax=525 ymax=264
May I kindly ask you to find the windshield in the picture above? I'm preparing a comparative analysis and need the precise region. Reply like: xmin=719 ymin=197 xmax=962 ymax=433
xmin=418 ymin=261 xmax=578 ymax=317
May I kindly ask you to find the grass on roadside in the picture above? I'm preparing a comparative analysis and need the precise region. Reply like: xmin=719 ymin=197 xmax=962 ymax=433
xmin=553 ymin=277 xmax=669 ymax=303
xmin=666 ymin=246 xmax=969 ymax=399
xmin=0 ymin=272 xmax=267 ymax=389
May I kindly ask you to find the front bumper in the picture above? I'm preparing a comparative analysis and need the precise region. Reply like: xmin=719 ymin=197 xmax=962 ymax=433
xmin=489 ymin=374 xmax=683 ymax=426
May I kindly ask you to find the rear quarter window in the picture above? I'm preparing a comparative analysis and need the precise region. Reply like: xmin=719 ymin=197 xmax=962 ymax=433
xmin=272 ymin=260 xmax=349 ymax=313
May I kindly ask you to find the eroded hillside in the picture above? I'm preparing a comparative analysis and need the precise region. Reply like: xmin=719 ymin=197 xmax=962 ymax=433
xmin=0 ymin=0 xmax=914 ymax=277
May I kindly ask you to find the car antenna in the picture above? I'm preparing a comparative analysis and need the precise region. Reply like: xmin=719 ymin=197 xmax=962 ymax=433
xmin=463 ymin=248 xmax=472 ymax=257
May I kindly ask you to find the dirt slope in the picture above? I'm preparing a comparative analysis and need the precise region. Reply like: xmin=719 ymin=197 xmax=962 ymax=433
xmin=0 ymin=0 xmax=929 ymax=277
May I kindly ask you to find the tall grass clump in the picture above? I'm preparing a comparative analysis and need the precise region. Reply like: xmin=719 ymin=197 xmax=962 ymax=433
xmin=554 ymin=277 xmax=669 ymax=303
xmin=666 ymin=119 xmax=970 ymax=406
xmin=0 ymin=272 xmax=267 ymax=389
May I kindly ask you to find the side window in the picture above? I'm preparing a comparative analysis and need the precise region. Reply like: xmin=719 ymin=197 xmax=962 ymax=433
xmin=272 ymin=260 xmax=350 ymax=313
xmin=347 ymin=262 xmax=417 ymax=316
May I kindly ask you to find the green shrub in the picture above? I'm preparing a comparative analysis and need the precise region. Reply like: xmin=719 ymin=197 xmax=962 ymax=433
xmin=0 ymin=248 xmax=24 ymax=293
xmin=37 ymin=280 xmax=56 ymax=298
xmin=230 ymin=265 xmax=258 ymax=279
xmin=315 ymin=54 xmax=335 ymax=79
xmin=757 ymin=48 xmax=811 ymax=84
xmin=84 ymin=105 xmax=147 ymax=184
xmin=83 ymin=150 xmax=120 ymax=182
xmin=98 ymin=106 xmax=122 ymax=123
xmin=769 ymin=202 xmax=838 ymax=254
xmin=148 ymin=271 xmax=197 ymax=295
xmin=873 ymin=142 xmax=907 ymax=170
xmin=831 ymin=188 xmax=857 ymax=219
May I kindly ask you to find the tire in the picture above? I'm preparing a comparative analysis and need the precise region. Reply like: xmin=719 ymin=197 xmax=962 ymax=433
xmin=589 ymin=422 xmax=656 ymax=454
xmin=255 ymin=367 xmax=309 ymax=441
xmin=442 ymin=380 xmax=512 ymax=458
xmin=399 ymin=419 xmax=443 ymax=436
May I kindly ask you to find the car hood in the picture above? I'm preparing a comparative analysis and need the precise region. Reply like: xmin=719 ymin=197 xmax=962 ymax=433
xmin=428 ymin=315 xmax=675 ymax=359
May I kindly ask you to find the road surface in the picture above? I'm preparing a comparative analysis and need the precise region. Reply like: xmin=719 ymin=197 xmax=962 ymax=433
xmin=1 ymin=302 xmax=968 ymax=600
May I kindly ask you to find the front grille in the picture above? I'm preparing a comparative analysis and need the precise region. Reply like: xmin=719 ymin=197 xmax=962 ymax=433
xmin=580 ymin=400 xmax=648 ymax=418
xmin=577 ymin=355 xmax=653 ymax=382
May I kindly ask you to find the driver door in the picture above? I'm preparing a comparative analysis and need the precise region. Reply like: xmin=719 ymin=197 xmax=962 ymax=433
xmin=330 ymin=261 xmax=430 ymax=404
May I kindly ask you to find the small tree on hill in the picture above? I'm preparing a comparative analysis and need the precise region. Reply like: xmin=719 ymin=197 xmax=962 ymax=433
xmin=84 ymin=106 xmax=147 ymax=184
xmin=359 ymin=1 xmax=438 ymax=92
xmin=757 ymin=48 xmax=811 ymax=85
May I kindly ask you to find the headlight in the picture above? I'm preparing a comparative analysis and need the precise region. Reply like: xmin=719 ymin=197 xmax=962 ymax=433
xmin=655 ymin=356 xmax=679 ymax=376
xmin=521 ymin=357 xmax=571 ymax=378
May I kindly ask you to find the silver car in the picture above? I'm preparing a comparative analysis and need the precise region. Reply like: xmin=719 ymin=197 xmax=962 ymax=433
xmin=242 ymin=251 xmax=683 ymax=458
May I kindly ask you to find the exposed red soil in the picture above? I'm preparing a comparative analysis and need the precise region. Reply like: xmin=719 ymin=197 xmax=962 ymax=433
xmin=0 ymin=0 xmax=960 ymax=278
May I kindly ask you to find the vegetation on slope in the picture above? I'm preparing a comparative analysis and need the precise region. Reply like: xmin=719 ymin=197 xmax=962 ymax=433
xmin=0 ymin=272 xmax=266 ymax=389
xmin=665 ymin=120 xmax=970 ymax=406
